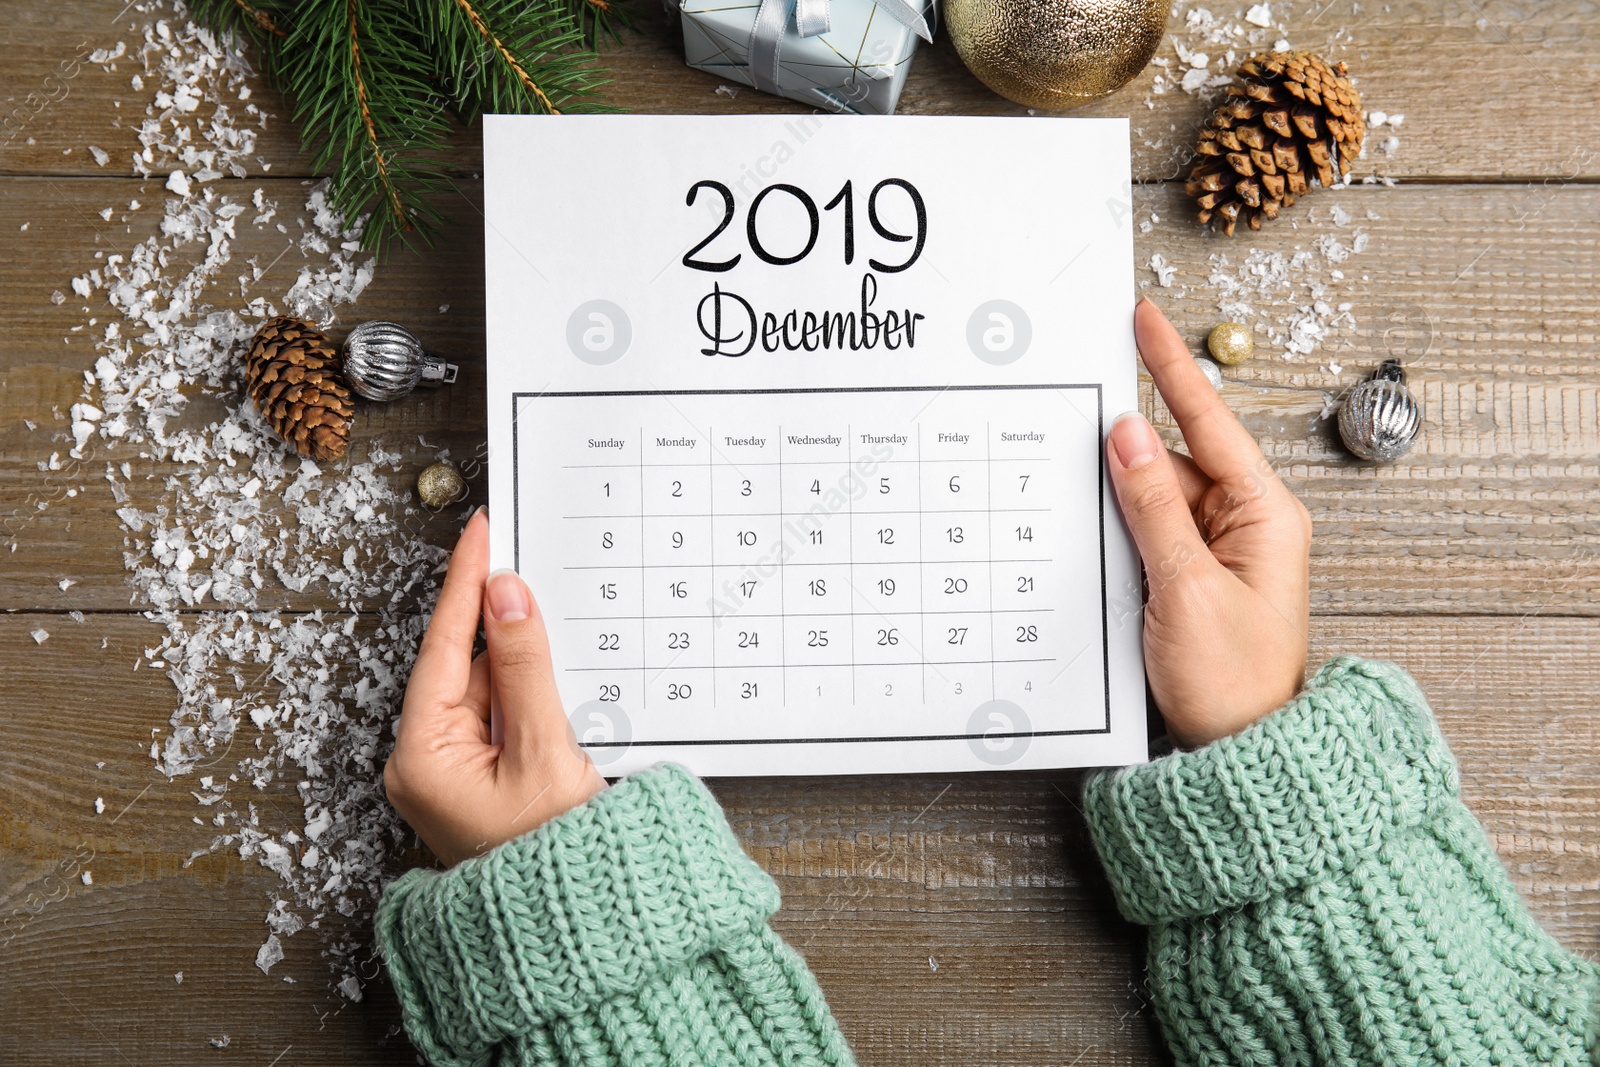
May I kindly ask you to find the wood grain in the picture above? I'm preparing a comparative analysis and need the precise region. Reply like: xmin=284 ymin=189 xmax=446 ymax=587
xmin=3 ymin=178 xmax=1597 ymax=614
xmin=4 ymin=0 xmax=1600 ymax=182
xmin=4 ymin=0 xmax=1598 ymax=1063
xmin=3 ymin=613 xmax=1597 ymax=1064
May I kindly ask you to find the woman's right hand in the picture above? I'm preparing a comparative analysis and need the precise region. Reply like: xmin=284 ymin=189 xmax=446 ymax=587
xmin=384 ymin=510 xmax=606 ymax=867
xmin=1104 ymin=300 xmax=1313 ymax=749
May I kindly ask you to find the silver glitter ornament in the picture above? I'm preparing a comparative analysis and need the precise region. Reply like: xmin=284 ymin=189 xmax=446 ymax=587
xmin=1195 ymin=357 xmax=1224 ymax=391
xmin=1338 ymin=360 xmax=1420 ymax=462
xmin=342 ymin=321 xmax=459 ymax=402
xmin=417 ymin=462 xmax=467 ymax=509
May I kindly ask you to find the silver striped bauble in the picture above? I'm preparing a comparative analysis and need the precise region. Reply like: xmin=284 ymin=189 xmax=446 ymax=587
xmin=342 ymin=321 xmax=459 ymax=402
xmin=1338 ymin=360 xmax=1420 ymax=462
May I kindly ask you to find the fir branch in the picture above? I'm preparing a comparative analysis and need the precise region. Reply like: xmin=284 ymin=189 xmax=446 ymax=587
xmin=451 ymin=0 xmax=561 ymax=113
xmin=421 ymin=0 xmax=614 ymax=120
xmin=187 ymin=0 xmax=294 ymax=52
xmin=188 ymin=0 xmax=629 ymax=254
xmin=234 ymin=0 xmax=289 ymax=38
xmin=563 ymin=0 xmax=636 ymax=48
xmin=348 ymin=0 xmax=409 ymax=226
xmin=280 ymin=0 xmax=450 ymax=251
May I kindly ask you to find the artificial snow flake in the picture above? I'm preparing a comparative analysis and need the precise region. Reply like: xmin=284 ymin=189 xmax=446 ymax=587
xmin=255 ymin=934 xmax=283 ymax=974
xmin=52 ymin=10 xmax=449 ymax=994
xmin=1201 ymin=210 xmax=1370 ymax=361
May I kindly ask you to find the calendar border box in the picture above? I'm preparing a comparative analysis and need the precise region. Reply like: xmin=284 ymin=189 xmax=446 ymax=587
xmin=512 ymin=382 xmax=1113 ymax=749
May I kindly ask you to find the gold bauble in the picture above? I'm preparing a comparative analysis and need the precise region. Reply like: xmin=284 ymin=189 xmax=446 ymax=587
xmin=945 ymin=0 xmax=1166 ymax=111
xmin=416 ymin=462 xmax=467 ymax=509
xmin=1207 ymin=322 xmax=1255 ymax=365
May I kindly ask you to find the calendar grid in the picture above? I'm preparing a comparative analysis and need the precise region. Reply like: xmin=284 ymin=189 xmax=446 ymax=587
xmin=706 ymin=424 xmax=716 ymax=704
xmin=845 ymin=422 xmax=856 ymax=704
xmin=985 ymin=421 xmax=996 ymax=697
xmin=637 ymin=426 xmax=647 ymax=710
xmin=562 ymin=508 xmax=1052 ymax=519
xmin=562 ymin=608 xmax=1059 ymax=621
xmin=915 ymin=428 xmax=926 ymax=702
xmin=565 ymin=659 xmax=1057 ymax=672
xmin=559 ymin=459 xmax=1056 ymax=469
xmin=775 ymin=427 xmax=786 ymax=702
xmin=559 ymin=558 xmax=1060 ymax=570
xmin=510 ymin=385 xmax=1115 ymax=748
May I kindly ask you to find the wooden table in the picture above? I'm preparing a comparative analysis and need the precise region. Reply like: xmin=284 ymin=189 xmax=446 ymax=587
xmin=3 ymin=2 xmax=1597 ymax=1063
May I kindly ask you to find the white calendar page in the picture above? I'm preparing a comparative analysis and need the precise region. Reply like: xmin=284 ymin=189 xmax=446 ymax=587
xmin=483 ymin=115 xmax=1147 ymax=776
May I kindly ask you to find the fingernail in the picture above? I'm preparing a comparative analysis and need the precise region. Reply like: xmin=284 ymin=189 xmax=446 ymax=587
xmin=486 ymin=569 xmax=531 ymax=623
xmin=471 ymin=504 xmax=488 ymax=524
xmin=1110 ymin=411 xmax=1161 ymax=470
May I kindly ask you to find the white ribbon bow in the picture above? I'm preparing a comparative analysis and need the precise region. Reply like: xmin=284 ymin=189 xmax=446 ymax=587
xmin=747 ymin=0 xmax=935 ymax=96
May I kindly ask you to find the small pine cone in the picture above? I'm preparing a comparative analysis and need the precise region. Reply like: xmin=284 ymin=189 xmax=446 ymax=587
xmin=244 ymin=316 xmax=355 ymax=461
xmin=1186 ymin=51 xmax=1365 ymax=235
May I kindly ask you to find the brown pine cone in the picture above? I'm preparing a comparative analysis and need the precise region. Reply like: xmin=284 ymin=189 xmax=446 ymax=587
xmin=244 ymin=316 xmax=355 ymax=462
xmin=1186 ymin=51 xmax=1365 ymax=235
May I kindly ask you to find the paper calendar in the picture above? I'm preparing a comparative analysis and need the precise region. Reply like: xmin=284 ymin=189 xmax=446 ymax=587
xmin=483 ymin=115 xmax=1147 ymax=776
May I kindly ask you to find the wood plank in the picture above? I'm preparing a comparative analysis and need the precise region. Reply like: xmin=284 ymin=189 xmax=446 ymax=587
xmin=4 ymin=0 xmax=1600 ymax=183
xmin=3 ymin=178 xmax=1598 ymax=614
xmin=3 ymin=611 xmax=1597 ymax=1064
xmin=6 ymin=3 xmax=1595 ymax=1065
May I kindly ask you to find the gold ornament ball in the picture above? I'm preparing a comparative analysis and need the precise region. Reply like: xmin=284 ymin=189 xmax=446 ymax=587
xmin=416 ymin=462 xmax=467 ymax=509
xmin=945 ymin=0 xmax=1166 ymax=111
xmin=1207 ymin=322 xmax=1255 ymax=365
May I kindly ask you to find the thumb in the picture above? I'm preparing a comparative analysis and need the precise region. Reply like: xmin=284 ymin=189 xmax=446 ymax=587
xmin=1106 ymin=412 xmax=1212 ymax=594
xmin=483 ymin=569 xmax=571 ymax=761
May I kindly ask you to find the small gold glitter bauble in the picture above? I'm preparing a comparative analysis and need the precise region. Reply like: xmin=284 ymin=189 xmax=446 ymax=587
xmin=1207 ymin=322 xmax=1255 ymax=365
xmin=416 ymin=462 xmax=467 ymax=509
xmin=945 ymin=0 xmax=1166 ymax=111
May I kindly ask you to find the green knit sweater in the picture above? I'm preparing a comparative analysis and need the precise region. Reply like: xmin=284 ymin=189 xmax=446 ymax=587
xmin=376 ymin=658 xmax=1598 ymax=1066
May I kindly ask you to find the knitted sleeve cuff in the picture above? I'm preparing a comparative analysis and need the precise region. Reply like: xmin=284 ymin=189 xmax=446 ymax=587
xmin=374 ymin=764 xmax=782 ymax=1067
xmin=1083 ymin=657 xmax=1461 ymax=926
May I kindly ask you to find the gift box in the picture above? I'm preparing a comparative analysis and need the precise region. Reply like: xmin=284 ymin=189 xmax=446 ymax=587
xmin=679 ymin=0 xmax=936 ymax=116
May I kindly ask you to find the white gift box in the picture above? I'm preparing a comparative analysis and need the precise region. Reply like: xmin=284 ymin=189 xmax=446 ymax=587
xmin=679 ymin=0 xmax=937 ymax=116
